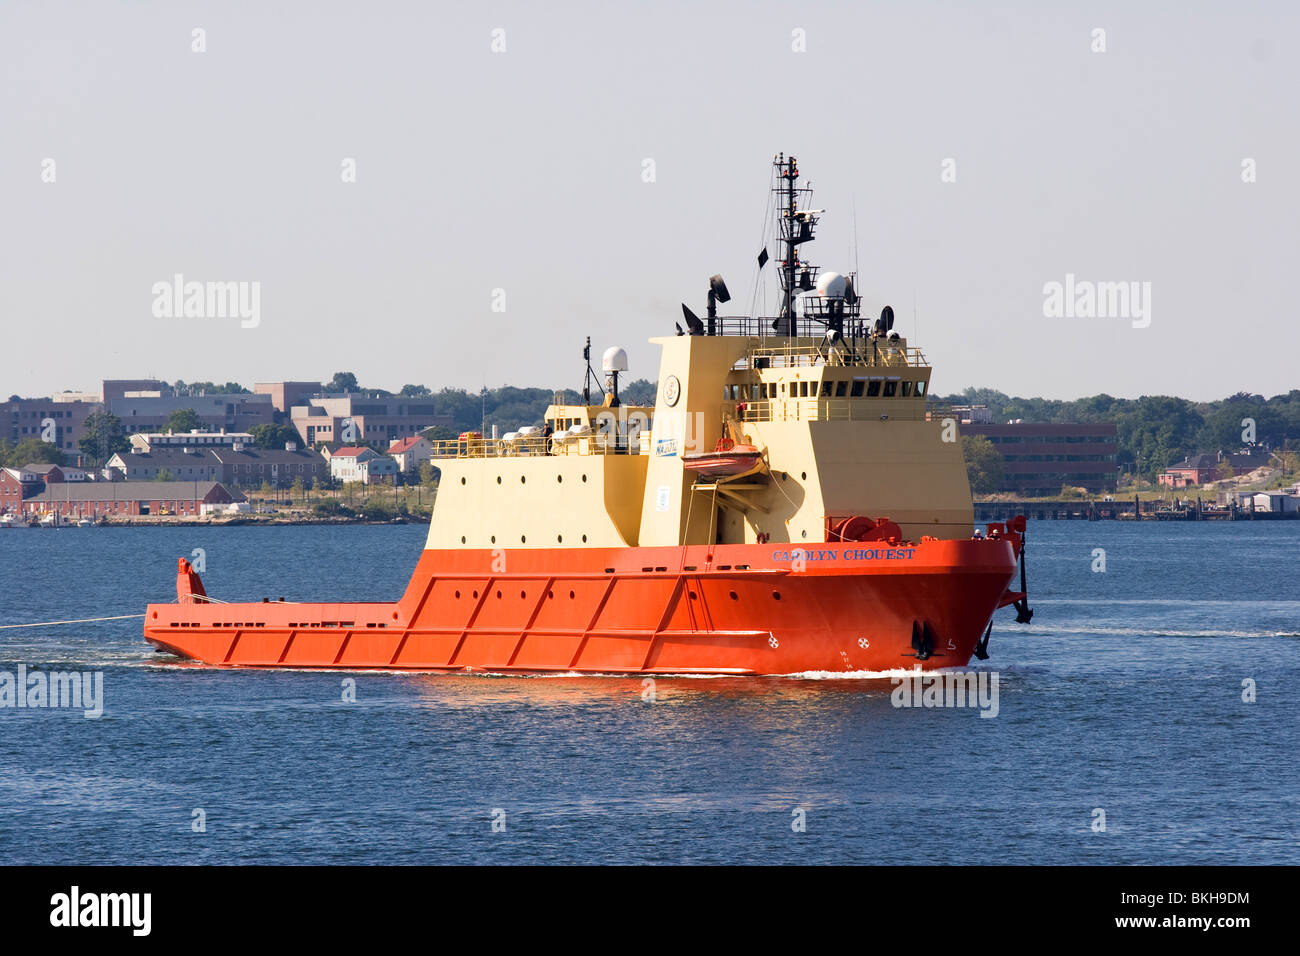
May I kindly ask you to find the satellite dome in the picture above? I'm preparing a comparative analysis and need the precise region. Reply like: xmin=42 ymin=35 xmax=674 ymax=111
xmin=602 ymin=346 xmax=629 ymax=373
xmin=815 ymin=271 xmax=848 ymax=299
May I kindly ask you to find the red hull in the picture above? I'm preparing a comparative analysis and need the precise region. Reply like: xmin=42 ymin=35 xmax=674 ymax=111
xmin=144 ymin=540 xmax=1018 ymax=674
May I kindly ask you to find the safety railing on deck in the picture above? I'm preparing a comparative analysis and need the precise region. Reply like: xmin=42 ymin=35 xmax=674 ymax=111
xmin=723 ymin=399 xmax=959 ymax=424
xmin=736 ymin=342 xmax=928 ymax=371
xmin=429 ymin=434 xmax=639 ymax=459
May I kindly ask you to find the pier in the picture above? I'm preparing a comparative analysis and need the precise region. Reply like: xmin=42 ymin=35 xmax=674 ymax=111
xmin=974 ymin=496 xmax=1299 ymax=522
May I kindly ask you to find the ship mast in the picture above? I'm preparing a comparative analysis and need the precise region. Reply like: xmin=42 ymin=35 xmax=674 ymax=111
xmin=769 ymin=153 xmax=864 ymax=344
xmin=774 ymin=153 xmax=819 ymax=337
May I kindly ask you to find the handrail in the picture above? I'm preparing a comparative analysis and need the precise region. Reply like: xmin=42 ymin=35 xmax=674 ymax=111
xmin=735 ymin=343 xmax=928 ymax=370
xmin=724 ymin=398 xmax=952 ymax=424
xmin=428 ymin=434 xmax=631 ymax=459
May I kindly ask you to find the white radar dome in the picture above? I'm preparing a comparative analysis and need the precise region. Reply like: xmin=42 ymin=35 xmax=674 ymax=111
xmin=602 ymin=346 xmax=629 ymax=373
xmin=815 ymin=271 xmax=847 ymax=298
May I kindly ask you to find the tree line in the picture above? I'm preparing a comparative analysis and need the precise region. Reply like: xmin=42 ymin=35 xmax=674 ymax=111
xmin=936 ymin=388 xmax=1300 ymax=480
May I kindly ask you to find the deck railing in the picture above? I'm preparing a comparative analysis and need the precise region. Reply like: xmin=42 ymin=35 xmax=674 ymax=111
xmin=429 ymin=434 xmax=642 ymax=459
xmin=723 ymin=399 xmax=959 ymax=424
xmin=735 ymin=342 xmax=928 ymax=371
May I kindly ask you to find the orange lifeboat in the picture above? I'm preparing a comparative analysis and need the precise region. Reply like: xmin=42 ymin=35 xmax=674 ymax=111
xmin=682 ymin=437 xmax=764 ymax=479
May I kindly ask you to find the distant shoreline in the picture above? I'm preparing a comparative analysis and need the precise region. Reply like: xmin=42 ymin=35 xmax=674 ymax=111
xmin=11 ymin=516 xmax=431 ymax=529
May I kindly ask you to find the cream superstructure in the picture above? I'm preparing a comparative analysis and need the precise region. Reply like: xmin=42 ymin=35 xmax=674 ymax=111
xmin=424 ymin=330 xmax=973 ymax=550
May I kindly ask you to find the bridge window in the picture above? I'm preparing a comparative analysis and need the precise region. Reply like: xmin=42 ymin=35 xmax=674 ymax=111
xmin=901 ymin=381 xmax=914 ymax=397
xmin=835 ymin=381 xmax=848 ymax=397
xmin=867 ymin=380 xmax=882 ymax=397
xmin=851 ymin=378 xmax=865 ymax=397
xmin=883 ymin=381 xmax=897 ymax=397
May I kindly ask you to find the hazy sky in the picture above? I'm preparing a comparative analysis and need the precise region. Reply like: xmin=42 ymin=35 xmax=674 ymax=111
xmin=2 ymin=1 xmax=1296 ymax=403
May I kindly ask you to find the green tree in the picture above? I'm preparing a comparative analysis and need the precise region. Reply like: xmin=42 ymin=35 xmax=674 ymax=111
xmin=78 ymin=411 xmax=131 ymax=467
xmin=621 ymin=378 xmax=658 ymax=406
xmin=1115 ymin=396 xmax=1204 ymax=479
xmin=291 ymin=476 xmax=305 ymax=501
xmin=250 ymin=423 xmax=300 ymax=449
xmin=155 ymin=468 xmax=174 ymax=481
xmin=1272 ymin=450 xmax=1299 ymax=485
xmin=8 ymin=439 xmax=66 ymax=467
xmin=165 ymin=408 xmax=204 ymax=433
xmin=400 ymin=384 xmax=431 ymax=397
xmin=422 ymin=425 xmax=457 ymax=442
xmin=1196 ymin=399 xmax=1283 ymax=453
xmin=962 ymin=435 xmax=1005 ymax=496
xmin=327 ymin=372 xmax=359 ymax=393
xmin=312 ymin=499 xmax=353 ymax=518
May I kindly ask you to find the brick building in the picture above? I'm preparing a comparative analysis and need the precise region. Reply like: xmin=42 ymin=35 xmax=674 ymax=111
xmin=1 ymin=395 xmax=102 ymax=456
xmin=18 ymin=480 xmax=245 ymax=519
xmin=106 ymin=444 xmax=327 ymax=489
xmin=960 ymin=422 xmax=1120 ymax=497
xmin=289 ymin=394 xmax=451 ymax=449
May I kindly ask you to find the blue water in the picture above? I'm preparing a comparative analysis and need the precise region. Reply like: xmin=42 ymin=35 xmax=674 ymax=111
xmin=0 ymin=522 xmax=1296 ymax=865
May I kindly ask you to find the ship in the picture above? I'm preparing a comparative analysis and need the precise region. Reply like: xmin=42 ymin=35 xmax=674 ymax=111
xmin=144 ymin=154 xmax=1032 ymax=675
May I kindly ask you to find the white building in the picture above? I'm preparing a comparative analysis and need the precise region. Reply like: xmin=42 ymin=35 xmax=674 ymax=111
xmin=130 ymin=429 xmax=255 ymax=453
xmin=327 ymin=446 xmax=399 ymax=484
xmin=388 ymin=436 xmax=436 ymax=473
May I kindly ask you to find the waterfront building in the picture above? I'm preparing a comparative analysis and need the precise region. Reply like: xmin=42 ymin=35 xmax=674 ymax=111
xmin=107 ymin=444 xmax=326 ymax=488
xmin=388 ymin=436 xmax=436 ymax=473
xmin=0 ymin=395 xmax=101 ymax=455
xmin=960 ymin=422 xmax=1120 ymax=496
xmin=21 ymin=480 xmax=245 ymax=518
xmin=289 ymin=394 xmax=451 ymax=449
xmin=326 ymin=446 xmax=398 ymax=484
xmin=129 ymin=429 xmax=254 ymax=453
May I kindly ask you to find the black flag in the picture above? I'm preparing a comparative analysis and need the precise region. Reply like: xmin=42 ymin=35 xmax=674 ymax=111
xmin=757 ymin=247 xmax=769 ymax=268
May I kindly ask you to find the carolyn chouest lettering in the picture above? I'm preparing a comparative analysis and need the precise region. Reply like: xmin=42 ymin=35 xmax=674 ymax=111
xmin=50 ymin=886 xmax=151 ymax=936
xmin=151 ymin=273 xmax=260 ymax=328
xmin=1042 ymin=273 xmax=1151 ymax=329
xmin=891 ymin=667 xmax=1000 ymax=718
xmin=0 ymin=664 xmax=103 ymax=718
xmin=771 ymin=547 xmax=917 ymax=562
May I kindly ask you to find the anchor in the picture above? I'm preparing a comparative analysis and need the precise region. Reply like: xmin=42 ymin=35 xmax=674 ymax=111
xmin=992 ymin=515 xmax=1034 ymax=627
xmin=911 ymin=620 xmax=935 ymax=661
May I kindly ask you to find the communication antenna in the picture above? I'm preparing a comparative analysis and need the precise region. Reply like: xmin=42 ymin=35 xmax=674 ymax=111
xmin=583 ymin=337 xmax=607 ymax=401
xmin=852 ymin=196 xmax=860 ymax=284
